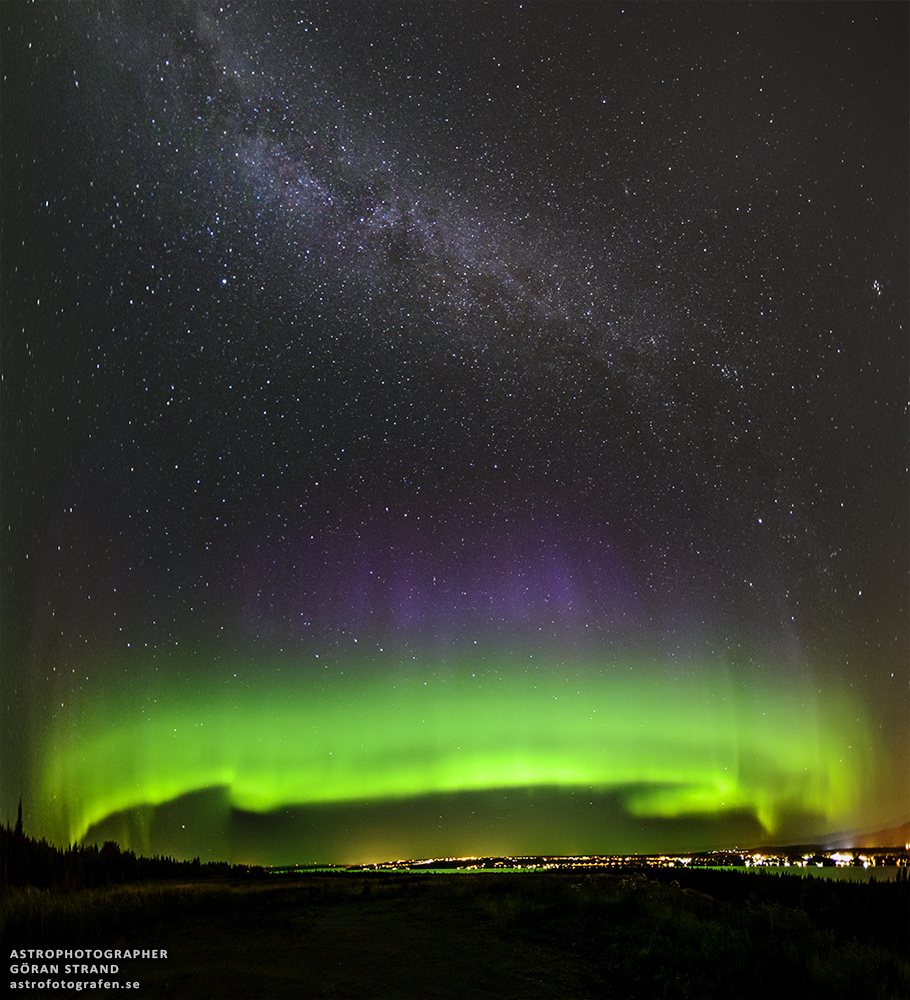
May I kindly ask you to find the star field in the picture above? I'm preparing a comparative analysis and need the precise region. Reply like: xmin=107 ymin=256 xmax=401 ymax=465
xmin=1 ymin=1 xmax=907 ymax=863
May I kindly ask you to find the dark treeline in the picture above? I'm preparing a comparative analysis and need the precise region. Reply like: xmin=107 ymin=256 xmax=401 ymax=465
xmin=0 ymin=804 xmax=265 ymax=891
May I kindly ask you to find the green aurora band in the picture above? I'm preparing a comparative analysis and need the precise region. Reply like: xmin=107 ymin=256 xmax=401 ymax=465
xmin=38 ymin=653 xmax=875 ymax=850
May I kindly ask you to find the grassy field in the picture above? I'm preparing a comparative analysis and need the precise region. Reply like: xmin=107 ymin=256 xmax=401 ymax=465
xmin=4 ymin=869 xmax=908 ymax=998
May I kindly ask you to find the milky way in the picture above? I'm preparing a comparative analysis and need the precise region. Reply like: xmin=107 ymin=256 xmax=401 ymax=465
xmin=2 ymin=1 xmax=907 ymax=863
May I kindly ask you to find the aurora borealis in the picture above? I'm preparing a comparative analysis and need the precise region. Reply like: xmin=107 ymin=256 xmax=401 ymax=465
xmin=42 ymin=658 xmax=874 ymax=848
xmin=2 ymin=2 xmax=908 ymax=864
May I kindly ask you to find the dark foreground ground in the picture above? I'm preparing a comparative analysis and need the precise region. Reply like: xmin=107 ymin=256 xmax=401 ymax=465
xmin=4 ymin=869 xmax=909 ymax=999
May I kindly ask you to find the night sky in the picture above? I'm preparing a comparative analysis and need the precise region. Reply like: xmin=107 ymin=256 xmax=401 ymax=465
xmin=2 ymin=1 xmax=907 ymax=865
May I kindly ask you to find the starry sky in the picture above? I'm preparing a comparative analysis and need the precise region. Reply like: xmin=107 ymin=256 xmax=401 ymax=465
xmin=2 ymin=1 xmax=907 ymax=865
